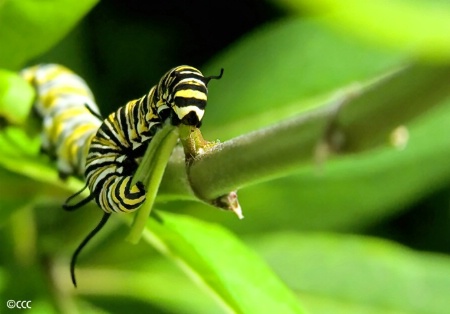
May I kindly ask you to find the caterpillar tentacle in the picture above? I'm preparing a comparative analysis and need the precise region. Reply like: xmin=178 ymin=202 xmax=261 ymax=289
xmin=70 ymin=212 xmax=111 ymax=287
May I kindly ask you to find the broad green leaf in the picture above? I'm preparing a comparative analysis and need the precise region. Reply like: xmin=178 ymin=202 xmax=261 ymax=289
xmin=0 ymin=128 xmax=64 ymax=185
xmin=0 ymin=0 xmax=98 ymax=69
xmin=203 ymin=18 xmax=405 ymax=140
xmin=0 ymin=127 xmax=85 ymax=205
xmin=0 ymin=168 xmax=37 ymax=226
xmin=133 ymin=212 xmax=305 ymax=314
xmin=248 ymin=232 xmax=450 ymax=314
xmin=277 ymin=0 xmax=450 ymax=62
xmin=74 ymin=261 xmax=221 ymax=313
xmin=0 ymin=145 xmax=79 ymax=230
xmin=0 ymin=127 xmax=48 ymax=224
xmin=0 ymin=268 xmax=5 ymax=291
xmin=0 ymin=70 xmax=34 ymax=126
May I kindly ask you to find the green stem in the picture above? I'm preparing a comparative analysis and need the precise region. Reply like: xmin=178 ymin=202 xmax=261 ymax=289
xmin=157 ymin=64 xmax=450 ymax=201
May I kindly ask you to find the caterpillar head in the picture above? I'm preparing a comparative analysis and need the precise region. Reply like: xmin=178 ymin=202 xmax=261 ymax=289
xmin=169 ymin=66 xmax=223 ymax=128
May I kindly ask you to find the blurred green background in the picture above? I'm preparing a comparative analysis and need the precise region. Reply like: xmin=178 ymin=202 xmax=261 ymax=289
xmin=1 ymin=0 xmax=450 ymax=313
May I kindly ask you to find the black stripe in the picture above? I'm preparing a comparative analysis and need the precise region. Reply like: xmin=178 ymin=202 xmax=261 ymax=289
xmin=85 ymin=160 xmax=117 ymax=176
xmin=117 ymin=106 xmax=130 ymax=145
xmin=123 ymin=177 xmax=145 ymax=200
xmin=91 ymin=173 xmax=113 ymax=202
xmin=173 ymin=83 xmax=207 ymax=94
xmin=88 ymin=145 xmax=121 ymax=155
xmin=174 ymin=96 xmax=207 ymax=109
xmin=114 ymin=177 xmax=143 ymax=211
xmin=174 ymin=72 xmax=203 ymax=81
xmin=165 ymin=71 xmax=204 ymax=92
xmin=99 ymin=120 xmax=128 ymax=151
xmin=132 ymin=99 xmax=143 ymax=143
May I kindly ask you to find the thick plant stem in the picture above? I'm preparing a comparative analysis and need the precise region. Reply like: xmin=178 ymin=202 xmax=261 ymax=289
xmin=158 ymin=64 xmax=450 ymax=201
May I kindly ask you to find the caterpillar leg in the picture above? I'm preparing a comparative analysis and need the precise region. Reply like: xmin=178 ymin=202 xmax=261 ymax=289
xmin=63 ymin=184 xmax=95 ymax=211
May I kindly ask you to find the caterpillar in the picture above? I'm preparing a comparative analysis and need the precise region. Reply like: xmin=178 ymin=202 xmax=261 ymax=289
xmin=21 ymin=64 xmax=102 ymax=178
xmin=22 ymin=64 xmax=223 ymax=286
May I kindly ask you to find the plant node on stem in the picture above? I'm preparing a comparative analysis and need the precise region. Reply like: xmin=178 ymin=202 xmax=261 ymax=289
xmin=179 ymin=124 xmax=244 ymax=219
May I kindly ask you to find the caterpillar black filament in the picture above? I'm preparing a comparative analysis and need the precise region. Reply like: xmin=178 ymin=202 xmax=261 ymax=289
xmin=22 ymin=64 xmax=223 ymax=286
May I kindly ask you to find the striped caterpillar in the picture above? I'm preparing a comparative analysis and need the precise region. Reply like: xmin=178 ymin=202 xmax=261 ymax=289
xmin=22 ymin=64 xmax=223 ymax=286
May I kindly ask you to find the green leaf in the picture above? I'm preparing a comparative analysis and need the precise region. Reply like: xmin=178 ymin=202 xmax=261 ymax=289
xmin=277 ymin=0 xmax=450 ymax=62
xmin=73 ymin=261 xmax=221 ymax=313
xmin=0 ymin=70 xmax=34 ymax=126
xmin=127 ymin=124 xmax=179 ymax=244
xmin=249 ymin=232 xmax=450 ymax=314
xmin=0 ymin=127 xmax=85 ymax=202
xmin=0 ymin=168 xmax=36 ymax=226
xmin=0 ymin=0 xmax=98 ymax=69
xmin=133 ymin=212 xmax=305 ymax=313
